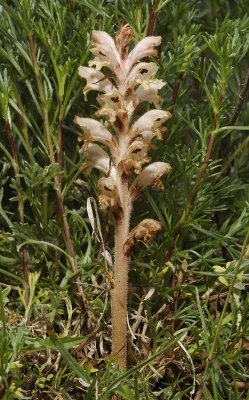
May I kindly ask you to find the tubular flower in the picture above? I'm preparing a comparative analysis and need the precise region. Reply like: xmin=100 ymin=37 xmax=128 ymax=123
xmin=89 ymin=31 xmax=121 ymax=75
xmin=80 ymin=143 xmax=111 ymax=175
xmin=98 ymin=176 xmax=119 ymax=209
xmin=125 ymin=36 xmax=162 ymax=73
xmin=76 ymin=24 xmax=172 ymax=369
xmin=78 ymin=66 xmax=113 ymax=100
xmin=121 ymin=138 xmax=151 ymax=174
xmin=75 ymin=116 xmax=118 ymax=153
xmin=96 ymin=88 xmax=127 ymax=123
xmin=130 ymin=161 xmax=172 ymax=197
xmin=136 ymin=79 xmax=166 ymax=108
xmin=122 ymin=62 xmax=159 ymax=91
xmin=131 ymin=110 xmax=172 ymax=138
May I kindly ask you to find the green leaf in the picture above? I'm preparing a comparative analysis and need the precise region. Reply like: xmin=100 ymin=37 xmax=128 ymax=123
xmin=49 ymin=334 xmax=90 ymax=386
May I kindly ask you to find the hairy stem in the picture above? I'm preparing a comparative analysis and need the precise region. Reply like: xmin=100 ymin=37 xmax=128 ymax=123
xmin=112 ymin=203 xmax=130 ymax=368
xmin=112 ymin=133 xmax=131 ymax=368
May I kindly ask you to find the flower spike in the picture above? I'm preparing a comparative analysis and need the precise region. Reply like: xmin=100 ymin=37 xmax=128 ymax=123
xmin=76 ymin=24 xmax=172 ymax=369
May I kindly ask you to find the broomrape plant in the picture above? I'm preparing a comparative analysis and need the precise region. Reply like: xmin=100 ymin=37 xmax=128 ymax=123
xmin=75 ymin=24 xmax=172 ymax=369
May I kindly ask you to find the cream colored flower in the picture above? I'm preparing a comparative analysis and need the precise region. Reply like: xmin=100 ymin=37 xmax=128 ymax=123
xmin=97 ymin=88 xmax=126 ymax=123
xmin=75 ymin=116 xmax=118 ymax=151
xmin=122 ymin=62 xmax=159 ymax=92
xmin=130 ymin=161 xmax=172 ymax=196
xmin=89 ymin=30 xmax=121 ymax=78
xmin=80 ymin=143 xmax=111 ymax=175
xmin=136 ymin=79 xmax=166 ymax=108
xmin=98 ymin=176 xmax=119 ymax=209
xmin=78 ymin=66 xmax=113 ymax=100
xmin=131 ymin=110 xmax=172 ymax=135
xmin=121 ymin=138 xmax=151 ymax=174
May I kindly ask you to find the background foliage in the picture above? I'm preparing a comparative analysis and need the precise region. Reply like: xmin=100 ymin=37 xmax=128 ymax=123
xmin=0 ymin=0 xmax=249 ymax=399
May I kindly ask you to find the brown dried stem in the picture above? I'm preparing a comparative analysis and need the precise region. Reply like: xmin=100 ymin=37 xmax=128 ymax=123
xmin=146 ymin=0 xmax=158 ymax=36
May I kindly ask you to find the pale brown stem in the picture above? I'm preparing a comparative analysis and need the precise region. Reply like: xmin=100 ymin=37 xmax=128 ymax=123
xmin=112 ymin=131 xmax=131 ymax=368
xmin=112 ymin=202 xmax=130 ymax=368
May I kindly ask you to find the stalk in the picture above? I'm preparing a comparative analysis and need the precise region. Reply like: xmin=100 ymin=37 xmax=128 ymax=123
xmin=58 ymin=98 xmax=63 ymax=187
xmin=112 ymin=191 xmax=131 ymax=368
xmin=112 ymin=123 xmax=132 ymax=367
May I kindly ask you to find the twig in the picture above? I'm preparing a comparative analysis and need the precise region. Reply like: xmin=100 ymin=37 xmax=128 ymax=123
xmin=171 ymin=73 xmax=183 ymax=107
xmin=58 ymin=99 xmax=63 ymax=187
xmin=230 ymin=67 xmax=249 ymax=126
xmin=146 ymin=0 xmax=158 ymax=36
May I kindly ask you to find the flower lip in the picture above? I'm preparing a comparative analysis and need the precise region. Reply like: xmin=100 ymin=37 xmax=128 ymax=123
xmin=96 ymin=88 xmax=126 ymax=123
xmin=98 ymin=176 xmax=119 ymax=209
xmin=136 ymin=79 xmax=166 ymax=108
xmin=125 ymin=36 xmax=162 ymax=74
xmin=122 ymin=138 xmax=151 ymax=174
